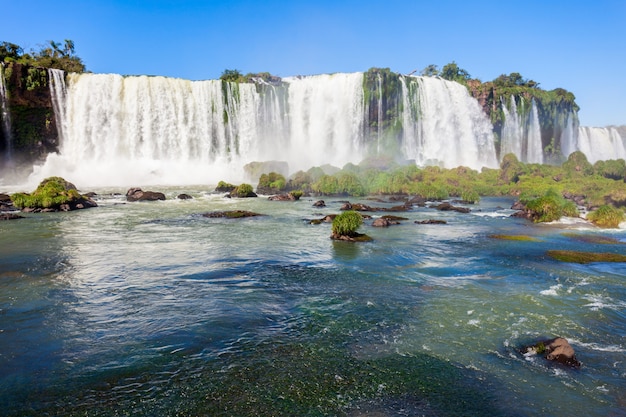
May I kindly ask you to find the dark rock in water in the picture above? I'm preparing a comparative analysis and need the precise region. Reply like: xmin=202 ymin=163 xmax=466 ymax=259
xmin=0 ymin=213 xmax=24 ymax=220
xmin=330 ymin=232 xmax=373 ymax=242
xmin=372 ymin=218 xmax=392 ymax=227
xmin=126 ymin=188 xmax=166 ymax=202
xmin=521 ymin=337 xmax=581 ymax=368
xmin=312 ymin=200 xmax=326 ymax=207
xmin=202 ymin=210 xmax=264 ymax=219
xmin=407 ymin=195 xmax=427 ymax=207
xmin=415 ymin=219 xmax=447 ymax=224
xmin=431 ymin=202 xmax=471 ymax=213
xmin=309 ymin=214 xmax=335 ymax=224
xmin=268 ymin=193 xmax=296 ymax=201
xmin=177 ymin=193 xmax=193 ymax=200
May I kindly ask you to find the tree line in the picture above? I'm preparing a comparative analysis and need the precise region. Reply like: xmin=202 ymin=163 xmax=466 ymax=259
xmin=1 ymin=40 xmax=86 ymax=73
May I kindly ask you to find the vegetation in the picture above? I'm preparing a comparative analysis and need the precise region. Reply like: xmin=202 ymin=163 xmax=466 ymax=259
xmin=331 ymin=211 xmax=363 ymax=237
xmin=1 ymin=40 xmax=85 ymax=72
xmin=10 ymin=176 xmax=85 ymax=209
xmin=230 ymin=183 xmax=257 ymax=198
xmin=488 ymin=234 xmax=540 ymax=242
xmin=521 ymin=189 xmax=578 ymax=223
xmin=586 ymin=205 xmax=625 ymax=228
xmin=257 ymin=172 xmax=287 ymax=194
xmin=220 ymin=69 xmax=281 ymax=84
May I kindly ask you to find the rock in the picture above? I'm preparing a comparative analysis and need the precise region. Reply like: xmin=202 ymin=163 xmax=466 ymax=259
xmin=372 ymin=218 xmax=392 ymax=227
xmin=126 ymin=188 xmax=166 ymax=202
xmin=310 ymin=215 xmax=335 ymax=224
xmin=202 ymin=210 xmax=264 ymax=219
xmin=415 ymin=219 xmax=447 ymax=224
xmin=431 ymin=202 xmax=471 ymax=213
xmin=177 ymin=194 xmax=193 ymax=200
xmin=313 ymin=200 xmax=326 ymax=207
xmin=0 ymin=213 xmax=24 ymax=220
xmin=330 ymin=232 xmax=373 ymax=242
xmin=521 ymin=337 xmax=581 ymax=367
xmin=268 ymin=193 xmax=296 ymax=201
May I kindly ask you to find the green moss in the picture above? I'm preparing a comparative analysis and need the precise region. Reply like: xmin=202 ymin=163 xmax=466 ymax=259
xmin=548 ymin=250 xmax=626 ymax=263
xmin=522 ymin=189 xmax=578 ymax=222
xmin=10 ymin=176 xmax=83 ymax=209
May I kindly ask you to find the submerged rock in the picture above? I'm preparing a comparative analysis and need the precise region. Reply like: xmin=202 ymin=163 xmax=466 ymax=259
xmin=521 ymin=337 xmax=581 ymax=368
xmin=177 ymin=193 xmax=193 ymax=200
xmin=415 ymin=219 xmax=447 ymax=225
xmin=202 ymin=210 xmax=264 ymax=219
xmin=0 ymin=213 xmax=24 ymax=220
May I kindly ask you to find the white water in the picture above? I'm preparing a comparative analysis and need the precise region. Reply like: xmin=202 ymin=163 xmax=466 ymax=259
xmin=500 ymin=96 xmax=542 ymax=163
xmin=576 ymin=126 xmax=626 ymax=163
xmin=0 ymin=64 xmax=12 ymax=162
xmin=526 ymin=99 xmax=543 ymax=163
xmin=32 ymin=71 xmax=499 ymax=187
xmin=401 ymin=76 xmax=498 ymax=170
xmin=560 ymin=111 xmax=578 ymax=158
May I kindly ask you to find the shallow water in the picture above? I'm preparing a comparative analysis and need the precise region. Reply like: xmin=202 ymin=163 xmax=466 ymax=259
xmin=1 ymin=192 xmax=624 ymax=416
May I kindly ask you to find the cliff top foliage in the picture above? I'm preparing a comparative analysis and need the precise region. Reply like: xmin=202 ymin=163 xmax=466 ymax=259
xmin=1 ymin=40 xmax=85 ymax=73
xmin=220 ymin=69 xmax=281 ymax=84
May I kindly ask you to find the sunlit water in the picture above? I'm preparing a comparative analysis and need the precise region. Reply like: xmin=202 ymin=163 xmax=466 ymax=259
xmin=1 ymin=192 xmax=625 ymax=416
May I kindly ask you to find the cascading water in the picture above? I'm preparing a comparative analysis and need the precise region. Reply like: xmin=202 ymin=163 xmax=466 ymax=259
xmin=0 ymin=63 xmax=13 ymax=163
xmin=36 ymin=71 xmax=502 ymax=187
xmin=559 ymin=111 xmax=578 ymax=159
xmin=48 ymin=69 xmax=68 ymax=143
xmin=400 ymin=76 xmax=498 ymax=170
xmin=500 ymin=96 xmax=523 ymax=159
xmin=576 ymin=126 xmax=626 ymax=163
xmin=526 ymin=99 xmax=543 ymax=163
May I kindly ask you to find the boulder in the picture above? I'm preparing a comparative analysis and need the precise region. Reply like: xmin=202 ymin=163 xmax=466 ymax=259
xmin=177 ymin=193 xmax=193 ymax=200
xmin=268 ymin=193 xmax=296 ymax=201
xmin=126 ymin=188 xmax=166 ymax=202
xmin=431 ymin=202 xmax=471 ymax=213
xmin=521 ymin=337 xmax=581 ymax=367
xmin=415 ymin=219 xmax=447 ymax=224
xmin=313 ymin=200 xmax=326 ymax=207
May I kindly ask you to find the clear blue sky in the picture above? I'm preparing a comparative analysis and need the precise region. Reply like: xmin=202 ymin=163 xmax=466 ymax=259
xmin=1 ymin=0 xmax=624 ymax=127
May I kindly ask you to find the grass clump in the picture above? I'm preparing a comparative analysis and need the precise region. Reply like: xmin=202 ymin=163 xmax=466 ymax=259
xmin=331 ymin=210 xmax=363 ymax=237
xmin=586 ymin=205 xmax=625 ymax=228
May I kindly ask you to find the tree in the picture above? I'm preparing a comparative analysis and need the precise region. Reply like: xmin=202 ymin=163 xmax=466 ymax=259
xmin=439 ymin=61 xmax=470 ymax=82
xmin=0 ymin=42 xmax=23 ymax=62
xmin=220 ymin=69 xmax=244 ymax=83
xmin=420 ymin=64 xmax=439 ymax=77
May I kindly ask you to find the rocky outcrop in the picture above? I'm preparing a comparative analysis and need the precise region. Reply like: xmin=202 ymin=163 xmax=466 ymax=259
xmin=1 ymin=63 xmax=58 ymax=165
xmin=431 ymin=202 xmax=471 ymax=213
xmin=177 ymin=193 xmax=193 ymax=200
xmin=126 ymin=188 xmax=166 ymax=202
xmin=415 ymin=219 xmax=447 ymax=224
xmin=521 ymin=337 xmax=581 ymax=367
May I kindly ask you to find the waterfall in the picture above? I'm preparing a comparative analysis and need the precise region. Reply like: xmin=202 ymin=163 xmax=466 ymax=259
xmin=500 ymin=96 xmax=523 ymax=159
xmin=48 ymin=69 xmax=68 ymax=143
xmin=0 ymin=63 xmax=12 ymax=162
xmin=576 ymin=126 xmax=626 ymax=163
xmin=401 ymin=76 xmax=497 ymax=170
xmin=526 ymin=99 xmax=543 ymax=163
xmin=559 ymin=112 xmax=577 ymax=158
xmin=33 ymin=71 xmax=503 ymax=187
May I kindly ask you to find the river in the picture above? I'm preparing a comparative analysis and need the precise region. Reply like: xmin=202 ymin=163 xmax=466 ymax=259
xmin=1 ymin=190 xmax=624 ymax=416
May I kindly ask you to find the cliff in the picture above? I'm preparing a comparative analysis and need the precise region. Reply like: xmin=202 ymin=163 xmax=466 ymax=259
xmin=1 ymin=62 xmax=59 ymax=166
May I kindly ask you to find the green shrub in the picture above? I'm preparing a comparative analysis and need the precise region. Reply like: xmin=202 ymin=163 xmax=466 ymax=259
xmin=523 ymin=189 xmax=578 ymax=222
xmin=460 ymin=188 xmax=480 ymax=204
xmin=216 ymin=180 xmax=236 ymax=192
xmin=331 ymin=211 xmax=363 ymax=236
xmin=231 ymin=183 xmax=256 ymax=198
xmin=289 ymin=190 xmax=303 ymax=200
xmin=586 ymin=205 xmax=625 ymax=228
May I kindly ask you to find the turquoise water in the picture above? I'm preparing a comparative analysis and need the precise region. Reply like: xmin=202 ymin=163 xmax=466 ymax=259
xmin=1 ymin=191 xmax=624 ymax=416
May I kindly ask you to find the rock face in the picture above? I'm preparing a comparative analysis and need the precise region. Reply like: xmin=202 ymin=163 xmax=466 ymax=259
xmin=126 ymin=188 xmax=166 ymax=202
xmin=521 ymin=337 xmax=581 ymax=368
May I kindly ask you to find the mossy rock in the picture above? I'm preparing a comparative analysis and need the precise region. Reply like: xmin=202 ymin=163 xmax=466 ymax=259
xmin=488 ymin=234 xmax=540 ymax=242
xmin=229 ymin=183 xmax=257 ymax=198
xmin=10 ymin=176 xmax=96 ymax=211
xmin=586 ymin=205 xmax=625 ymax=228
xmin=547 ymin=250 xmax=626 ymax=263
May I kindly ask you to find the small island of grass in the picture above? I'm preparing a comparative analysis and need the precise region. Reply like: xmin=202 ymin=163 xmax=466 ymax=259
xmin=547 ymin=250 xmax=626 ymax=264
